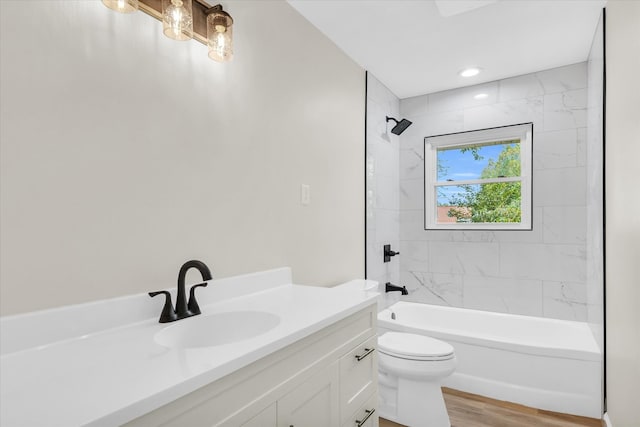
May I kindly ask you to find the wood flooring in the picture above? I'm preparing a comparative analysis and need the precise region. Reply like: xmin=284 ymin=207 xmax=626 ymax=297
xmin=379 ymin=388 xmax=603 ymax=427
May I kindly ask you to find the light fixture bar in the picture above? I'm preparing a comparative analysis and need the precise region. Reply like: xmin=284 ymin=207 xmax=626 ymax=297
xmin=138 ymin=0 xmax=214 ymax=45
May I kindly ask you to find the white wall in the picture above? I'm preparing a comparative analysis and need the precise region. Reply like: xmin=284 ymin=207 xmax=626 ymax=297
xmin=604 ymin=1 xmax=640 ymax=425
xmin=397 ymin=63 xmax=593 ymax=320
xmin=365 ymin=74 xmax=400 ymax=301
xmin=0 ymin=1 xmax=365 ymax=315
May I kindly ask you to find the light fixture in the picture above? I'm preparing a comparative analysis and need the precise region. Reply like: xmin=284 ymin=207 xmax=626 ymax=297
xmin=102 ymin=0 xmax=234 ymax=62
xmin=474 ymin=93 xmax=489 ymax=100
xmin=206 ymin=5 xmax=233 ymax=62
xmin=162 ymin=0 xmax=193 ymax=41
xmin=102 ymin=0 xmax=139 ymax=13
xmin=459 ymin=67 xmax=482 ymax=78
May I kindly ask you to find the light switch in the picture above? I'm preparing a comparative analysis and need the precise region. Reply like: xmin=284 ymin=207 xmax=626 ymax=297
xmin=301 ymin=184 xmax=311 ymax=206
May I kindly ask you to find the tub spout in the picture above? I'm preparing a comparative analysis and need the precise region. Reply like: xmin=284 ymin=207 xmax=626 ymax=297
xmin=385 ymin=282 xmax=408 ymax=295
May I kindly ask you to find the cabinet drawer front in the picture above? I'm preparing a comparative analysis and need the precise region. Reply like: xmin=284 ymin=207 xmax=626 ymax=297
xmin=339 ymin=335 xmax=378 ymax=425
xmin=343 ymin=393 xmax=378 ymax=427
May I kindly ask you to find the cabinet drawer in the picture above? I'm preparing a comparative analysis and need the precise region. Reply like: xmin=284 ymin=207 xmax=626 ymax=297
xmin=339 ymin=335 xmax=377 ymax=425
xmin=342 ymin=393 xmax=378 ymax=427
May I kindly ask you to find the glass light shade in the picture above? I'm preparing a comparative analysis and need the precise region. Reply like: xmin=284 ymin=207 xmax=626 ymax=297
xmin=162 ymin=0 xmax=193 ymax=41
xmin=102 ymin=0 xmax=138 ymax=13
xmin=207 ymin=10 xmax=233 ymax=62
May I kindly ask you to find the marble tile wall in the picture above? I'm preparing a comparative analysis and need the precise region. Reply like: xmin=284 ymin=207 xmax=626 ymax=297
xmin=366 ymin=73 xmax=401 ymax=299
xmin=398 ymin=62 xmax=596 ymax=321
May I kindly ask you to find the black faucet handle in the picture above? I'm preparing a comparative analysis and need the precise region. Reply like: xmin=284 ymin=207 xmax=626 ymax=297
xmin=149 ymin=291 xmax=177 ymax=323
xmin=187 ymin=282 xmax=208 ymax=315
xmin=383 ymin=244 xmax=400 ymax=262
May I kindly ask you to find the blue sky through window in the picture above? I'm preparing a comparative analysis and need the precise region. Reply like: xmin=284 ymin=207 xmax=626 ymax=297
xmin=436 ymin=141 xmax=519 ymax=205
xmin=437 ymin=143 xmax=505 ymax=181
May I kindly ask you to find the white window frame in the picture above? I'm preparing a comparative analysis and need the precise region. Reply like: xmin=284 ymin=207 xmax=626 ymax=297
xmin=424 ymin=123 xmax=533 ymax=231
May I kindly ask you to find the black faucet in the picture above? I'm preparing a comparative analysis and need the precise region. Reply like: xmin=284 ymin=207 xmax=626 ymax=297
xmin=385 ymin=282 xmax=408 ymax=295
xmin=149 ymin=260 xmax=213 ymax=323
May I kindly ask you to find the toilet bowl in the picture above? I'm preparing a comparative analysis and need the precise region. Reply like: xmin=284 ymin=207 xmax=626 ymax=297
xmin=378 ymin=332 xmax=456 ymax=427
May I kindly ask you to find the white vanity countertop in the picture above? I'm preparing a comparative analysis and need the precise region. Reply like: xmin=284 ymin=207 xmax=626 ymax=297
xmin=0 ymin=268 xmax=378 ymax=427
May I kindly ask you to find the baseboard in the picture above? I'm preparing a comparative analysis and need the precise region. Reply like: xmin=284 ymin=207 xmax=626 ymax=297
xmin=603 ymin=412 xmax=612 ymax=427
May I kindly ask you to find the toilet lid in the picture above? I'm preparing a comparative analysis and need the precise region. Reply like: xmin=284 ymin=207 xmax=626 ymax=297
xmin=378 ymin=332 xmax=455 ymax=361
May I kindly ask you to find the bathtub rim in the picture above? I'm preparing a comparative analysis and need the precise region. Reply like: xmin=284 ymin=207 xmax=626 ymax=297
xmin=378 ymin=301 xmax=602 ymax=362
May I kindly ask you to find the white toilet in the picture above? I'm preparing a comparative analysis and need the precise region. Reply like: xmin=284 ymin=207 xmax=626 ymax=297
xmin=378 ymin=332 xmax=457 ymax=427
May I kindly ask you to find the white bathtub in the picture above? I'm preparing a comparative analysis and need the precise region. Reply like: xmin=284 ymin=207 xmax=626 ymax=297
xmin=378 ymin=301 xmax=602 ymax=419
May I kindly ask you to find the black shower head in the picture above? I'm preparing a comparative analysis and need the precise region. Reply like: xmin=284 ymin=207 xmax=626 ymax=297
xmin=386 ymin=116 xmax=412 ymax=135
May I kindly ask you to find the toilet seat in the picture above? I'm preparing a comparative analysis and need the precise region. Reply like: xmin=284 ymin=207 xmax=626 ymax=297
xmin=378 ymin=332 xmax=455 ymax=361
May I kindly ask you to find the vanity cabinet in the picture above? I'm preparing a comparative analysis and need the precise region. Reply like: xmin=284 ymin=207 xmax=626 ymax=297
xmin=124 ymin=304 xmax=378 ymax=427
xmin=239 ymin=404 xmax=276 ymax=427
xmin=277 ymin=361 xmax=340 ymax=427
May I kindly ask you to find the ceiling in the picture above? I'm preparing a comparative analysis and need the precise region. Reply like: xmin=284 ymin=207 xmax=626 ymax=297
xmin=287 ymin=0 xmax=606 ymax=99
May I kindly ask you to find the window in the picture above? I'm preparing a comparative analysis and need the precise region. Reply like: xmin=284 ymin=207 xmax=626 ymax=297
xmin=424 ymin=123 xmax=532 ymax=230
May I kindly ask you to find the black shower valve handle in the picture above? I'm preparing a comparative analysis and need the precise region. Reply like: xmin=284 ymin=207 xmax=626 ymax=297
xmin=383 ymin=244 xmax=400 ymax=262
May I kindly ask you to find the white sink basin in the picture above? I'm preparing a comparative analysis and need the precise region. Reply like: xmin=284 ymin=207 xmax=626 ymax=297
xmin=154 ymin=311 xmax=281 ymax=349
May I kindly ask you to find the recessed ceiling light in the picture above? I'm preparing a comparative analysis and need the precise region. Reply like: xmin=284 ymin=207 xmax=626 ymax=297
xmin=474 ymin=93 xmax=489 ymax=100
xmin=459 ymin=67 xmax=482 ymax=78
